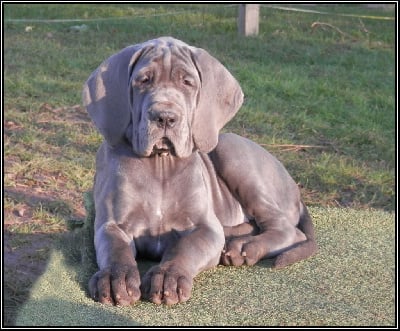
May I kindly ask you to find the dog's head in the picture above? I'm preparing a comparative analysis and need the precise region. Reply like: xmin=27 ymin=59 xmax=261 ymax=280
xmin=83 ymin=36 xmax=243 ymax=158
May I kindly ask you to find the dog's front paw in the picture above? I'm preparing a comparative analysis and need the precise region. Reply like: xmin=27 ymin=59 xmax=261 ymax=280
xmin=141 ymin=264 xmax=193 ymax=305
xmin=88 ymin=263 xmax=141 ymax=306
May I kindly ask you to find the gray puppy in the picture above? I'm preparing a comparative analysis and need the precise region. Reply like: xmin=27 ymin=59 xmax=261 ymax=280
xmin=82 ymin=36 xmax=317 ymax=306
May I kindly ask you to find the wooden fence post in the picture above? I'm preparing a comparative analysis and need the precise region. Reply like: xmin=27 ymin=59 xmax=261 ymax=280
xmin=238 ymin=4 xmax=260 ymax=36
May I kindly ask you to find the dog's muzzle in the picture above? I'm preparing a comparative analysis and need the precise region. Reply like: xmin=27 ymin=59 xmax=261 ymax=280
xmin=152 ymin=137 xmax=175 ymax=157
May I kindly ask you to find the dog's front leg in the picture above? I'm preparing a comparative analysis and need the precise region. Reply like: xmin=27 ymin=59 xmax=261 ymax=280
xmin=88 ymin=222 xmax=141 ymax=306
xmin=141 ymin=222 xmax=224 ymax=305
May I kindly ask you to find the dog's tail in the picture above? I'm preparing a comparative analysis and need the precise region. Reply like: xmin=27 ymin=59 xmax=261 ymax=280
xmin=273 ymin=202 xmax=318 ymax=269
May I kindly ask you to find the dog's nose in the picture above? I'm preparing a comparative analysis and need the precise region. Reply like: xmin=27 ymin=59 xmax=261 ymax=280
xmin=150 ymin=111 xmax=178 ymax=129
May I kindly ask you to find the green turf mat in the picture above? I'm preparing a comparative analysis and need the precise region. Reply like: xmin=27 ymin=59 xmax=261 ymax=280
xmin=16 ymin=202 xmax=395 ymax=326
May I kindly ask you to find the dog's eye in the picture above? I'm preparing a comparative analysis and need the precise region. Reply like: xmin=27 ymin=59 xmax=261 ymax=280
xmin=140 ymin=76 xmax=150 ymax=84
xmin=136 ymin=72 xmax=152 ymax=86
xmin=182 ymin=76 xmax=195 ymax=87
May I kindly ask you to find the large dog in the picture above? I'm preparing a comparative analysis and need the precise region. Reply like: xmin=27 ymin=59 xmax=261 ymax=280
xmin=82 ymin=36 xmax=317 ymax=306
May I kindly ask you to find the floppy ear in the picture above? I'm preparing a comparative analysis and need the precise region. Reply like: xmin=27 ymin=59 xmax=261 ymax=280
xmin=82 ymin=44 xmax=145 ymax=146
xmin=191 ymin=48 xmax=244 ymax=153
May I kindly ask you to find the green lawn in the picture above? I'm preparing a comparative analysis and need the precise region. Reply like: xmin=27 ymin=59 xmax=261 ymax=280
xmin=3 ymin=3 xmax=395 ymax=326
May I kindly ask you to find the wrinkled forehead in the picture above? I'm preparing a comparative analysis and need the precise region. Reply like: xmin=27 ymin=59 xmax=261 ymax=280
xmin=135 ymin=38 xmax=198 ymax=74
xmin=146 ymin=36 xmax=191 ymax=49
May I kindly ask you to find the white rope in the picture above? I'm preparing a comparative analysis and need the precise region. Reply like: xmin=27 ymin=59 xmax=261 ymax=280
xmin=3 ymin=5 xmax=235 ymax=24
xmin=263 ymin=4 xmax=395 ymax=21
xmin=4 ymin=10 xmax=197 ymax=23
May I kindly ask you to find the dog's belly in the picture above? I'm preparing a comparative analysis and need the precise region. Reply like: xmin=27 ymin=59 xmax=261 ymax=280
xmin=134 ymin=226 xmax=194 ymax=261
xmin=135 ymin=235 xmax=167 ymax=260
xmin=135 ymin=236 xmax=168 ymax=260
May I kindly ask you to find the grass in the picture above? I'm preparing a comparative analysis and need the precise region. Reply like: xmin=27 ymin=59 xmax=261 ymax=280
xmin=3 ymin=3 xmax=395 ymax=326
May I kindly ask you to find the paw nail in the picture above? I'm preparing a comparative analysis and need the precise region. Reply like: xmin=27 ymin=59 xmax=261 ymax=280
xmin=241 ymin=251 xmax=247 ymax=257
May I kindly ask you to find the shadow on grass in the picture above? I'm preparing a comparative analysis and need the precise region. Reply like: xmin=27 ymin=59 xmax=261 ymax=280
xmin=3 ymin=188 xmax=81 ymax=326
xmin=3 ymin=230 xmax=61 ymax=326
xmin=4 ymin=187 xmax=76 ymax=219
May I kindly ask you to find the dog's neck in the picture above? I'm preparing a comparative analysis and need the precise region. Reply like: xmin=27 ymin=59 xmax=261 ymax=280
xmin=145 ymin=151 xmax=199 ymax=177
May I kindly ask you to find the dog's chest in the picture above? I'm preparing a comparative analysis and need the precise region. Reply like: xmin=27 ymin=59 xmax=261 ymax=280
xmin=116 ymin=154 xmax=208 ymax=229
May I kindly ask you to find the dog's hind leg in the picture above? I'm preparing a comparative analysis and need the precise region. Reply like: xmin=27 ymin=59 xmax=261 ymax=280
xmin=273 ymin=202 xmax=318 ymax=269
